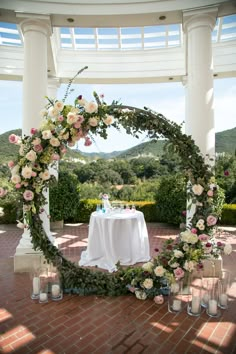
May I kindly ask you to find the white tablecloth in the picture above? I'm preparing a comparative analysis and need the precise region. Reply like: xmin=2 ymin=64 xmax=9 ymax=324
xmin=79 ymin=210 xmax=150 ymax=272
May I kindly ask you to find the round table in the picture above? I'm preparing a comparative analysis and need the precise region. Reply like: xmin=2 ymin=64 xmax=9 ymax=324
xmin=79 ymin=210 xmax=150 ymax=272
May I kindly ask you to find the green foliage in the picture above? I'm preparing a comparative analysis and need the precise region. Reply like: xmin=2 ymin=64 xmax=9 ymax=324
xmin=49 ymin=171 xmax=80 ymax=222
xmin=215 ymin=154 xmax=236 ymax=203
xmin=155 ymin=174 xmax=186 ymax=225
xmin=219 ymin=204 xmax=236 ymax=225
xmin=216 ymin=127 xmax=236 ymax=154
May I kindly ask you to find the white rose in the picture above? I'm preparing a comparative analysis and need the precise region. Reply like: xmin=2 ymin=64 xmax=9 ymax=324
xmin=48 ymin=107 xmax=59 ymax=117
xmin=154 ymin=265 xmax=165 ymax=277
xmin=183 ymin=260 xmax=195 ymax=272
xmin=84 ymin=101 xmax=98 ymax=114
xmin=67 ymin=112 xmax=78 ymax=125
xmin=50 ymin=137 xmax=60 ymax=147
xmin=11 ymin=174 xmax=21 ymax=184
xmin=224 ymin=244 xmax=232 ymax=255
xmin=42 ymin=130 xmax=52 ymax=140
xmin=180 ymin=230 xmax=197 ymax=243
xmin=103 ymin=114 xmax=114 ymax=126
xmin=54 ymin=100 xmax=64 ymax=111
xmin=192 ymin=184 xmax=204 ymax=196
xmin=142 ymin=261 xmax=154 ymax=273
xmin=39 ymin=170 xmax=50 ymax=181
xmin=188 ymin=234 xmax=199 ymax=244
xmin=183 ymin=243 xmax=189 ymax=251
xmin=169 ymin=262 xmax=179 ymax=268
xmin=21 ymin=166 xmax=33 ymax=179
xmin=173 ymin=250 xmax=184 ymax=258
xmin=143 ymin=278 xmax=153 ymax=289
xmin=32 ymin=137 xmax=41 ymax=145
xmin=89 ymin=117 xmax=98 ymax=127
xmin=26 ymin=150 xmax=37 ymax=162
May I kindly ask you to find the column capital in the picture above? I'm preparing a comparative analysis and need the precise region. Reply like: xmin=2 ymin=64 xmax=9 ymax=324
xmin=182 ymin=7 xmax=218 ymax=33
xmin=17 ymin=14 xmax=52 ymax=37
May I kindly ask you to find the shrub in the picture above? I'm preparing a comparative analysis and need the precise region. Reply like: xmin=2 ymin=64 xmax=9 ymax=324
xmin=49 ymin=171 xmax=80 ymax=222
xmin=0 ymin=193 xmax=22 ymax=224
xmin=219 ymin=204 xmax=236 ymax=225
xmin=155 ymin=174 xmax=186 ymax=225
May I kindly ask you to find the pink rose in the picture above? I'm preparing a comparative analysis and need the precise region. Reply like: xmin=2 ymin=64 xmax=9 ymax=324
xmin=9 ymin=134 xmax=19 ymax=144
xmin=198 ymin=234 xmax=209 ymax=242
xmin=77 ymin=115 xmax=84 ymax=123
xmin=30 ymin=128 xmax=37 ymax=135
xmin=191 ymin=228 xmax=197 ymax=234
xmin=74 ymin=121 xmax=81 ymax=129
xmin=15 ymin=183 xmax=21 ymax=189
xmin=23 ymin=190 xmax=34 ymax=201
xmin=154 ymin=295 xmax=164 ymax=305
xmin=33 ymin=144 xmax=43 ymax=153
xmin=31 ymin=171 xmax=37 ymax=177
xmin=84 ymin=137 xmax=92 ymax=146
xmin=206 ymin=215 xmax=217 ymax=226
xmin=0 ymin=187 xmax=7 ymax=197
xmin=207 ymin=190 xmax=214 ymax=197
xmin=52 ymin=154 xmax=60 ymax=161
xmin=174 ymin=267 xmax=185 ymax=279
xmin=57 ymin=115 xmax=64 ymax=122
xmin=8 ymin=160 xmax=15 ymax=168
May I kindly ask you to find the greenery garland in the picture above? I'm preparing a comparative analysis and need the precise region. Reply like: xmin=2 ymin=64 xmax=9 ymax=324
xmin=0 ymin=67 xmax=232 ymax=298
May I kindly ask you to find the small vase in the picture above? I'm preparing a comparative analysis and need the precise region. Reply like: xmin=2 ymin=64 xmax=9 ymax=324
xmin=168 ymin=279 xmax=183 ymax=314
xmin=206 ymin=278 xmax=221 ymax=318
xmin=218 ymin=270 xmax=231 ymax=309
xmin=39 ymin=267 xmax=49 ymax=304
xmin=187 ymin=272 xmax=202 ymax=317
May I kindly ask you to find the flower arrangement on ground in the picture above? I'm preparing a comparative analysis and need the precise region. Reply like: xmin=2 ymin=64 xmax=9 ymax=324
xmin=0 ymin=67 xmax=232 ymax=298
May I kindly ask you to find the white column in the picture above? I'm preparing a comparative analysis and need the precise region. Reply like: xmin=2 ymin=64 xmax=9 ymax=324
xmin=15 ymin=17 xmax=52 ymax=268
xmin=183 ymin=8 xmax=217 ymax=161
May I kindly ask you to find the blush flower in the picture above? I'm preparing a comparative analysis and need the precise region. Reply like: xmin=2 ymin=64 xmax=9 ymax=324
xmin=9 ymin=134 xmax=20 ymax=144
xmin=26 ymin=150 xmax=37 ymax=162
xmin=206 ymin=215 xmax=217 ymax=226
xmin=84 ymin=101 xmax=98 ymax=114
xmin=192 ymin=184 xmax=204 ymax=196
xmin=174 ymin=267 xmax=185 ymax=279
xmin=154 ymin=265 xmax=165 ymax=277
xmin=21 ymin=166 xmax=33 ymax=179
xmin=23 ymin=190 xmax=34 ymax=201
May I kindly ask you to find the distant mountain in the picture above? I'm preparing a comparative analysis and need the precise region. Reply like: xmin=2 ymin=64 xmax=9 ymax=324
xmin=0 ymin=127 xmax=235 ymax=164
xmin=216 ymin=127 xmax=236 ymax=154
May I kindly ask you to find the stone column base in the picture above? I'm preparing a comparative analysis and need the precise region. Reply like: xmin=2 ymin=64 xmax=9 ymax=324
xmin=14 ymin=253 xmax=49 ymax=273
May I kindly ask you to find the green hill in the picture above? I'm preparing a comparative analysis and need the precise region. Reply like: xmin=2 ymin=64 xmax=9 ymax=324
xmin=216 ymin=127 xmax=236 ymax=154
xmin=0 ymin=127 xmax=235 ymax=164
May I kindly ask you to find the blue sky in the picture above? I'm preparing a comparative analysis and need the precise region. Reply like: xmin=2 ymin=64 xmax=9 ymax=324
xmin=0 ymin=77 xmax=235 ymax=152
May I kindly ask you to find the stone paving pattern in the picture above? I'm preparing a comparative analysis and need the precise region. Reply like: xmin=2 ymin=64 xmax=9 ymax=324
xmin=0 ymin=223 xmax=235 ymax=354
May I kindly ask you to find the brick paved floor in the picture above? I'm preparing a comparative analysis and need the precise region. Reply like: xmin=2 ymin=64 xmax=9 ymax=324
xmin=0 ymin=223 xmax=236 ymax=354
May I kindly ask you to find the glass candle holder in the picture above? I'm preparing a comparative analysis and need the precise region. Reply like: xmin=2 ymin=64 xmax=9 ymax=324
xmin=39 ymin=267 xmax=49 ymax=304
xmin=49 ymin=268 xmax=63 ymax=301
xmin=187 ymin=272 xmax=202 ymax=316
xmin=30 ymin=269 xmax=40 ymax=300
xmin=168 ymin=280 xmax=183 ymax=314
xmin=206 ymin=278 xmax=221 ymax=318
xmin=201 ymin=277 xmax=209 ymax=308
xmin=218 ymin=270 xmax=231 ymax=310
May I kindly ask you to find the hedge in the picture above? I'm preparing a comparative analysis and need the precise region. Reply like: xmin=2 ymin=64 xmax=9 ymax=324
xmin=0 ymin=197 xmax=235 ymax=226
xmin=219 ymin=204 xmax=236 ymax=225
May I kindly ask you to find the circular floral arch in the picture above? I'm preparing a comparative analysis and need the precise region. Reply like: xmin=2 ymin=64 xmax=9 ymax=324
xmin=5 ymin=68 xmax=231 ymax=297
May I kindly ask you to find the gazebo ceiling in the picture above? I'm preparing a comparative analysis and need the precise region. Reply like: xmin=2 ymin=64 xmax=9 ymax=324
xmin=0 ymin=0 xmax=235 ymax=84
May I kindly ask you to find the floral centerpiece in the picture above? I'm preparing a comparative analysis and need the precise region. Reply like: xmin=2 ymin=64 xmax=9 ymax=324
xmin=99 ymin=193 xmax=111 ymax=210
xmin=0 ymin=67 xmax=233 ymax=298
